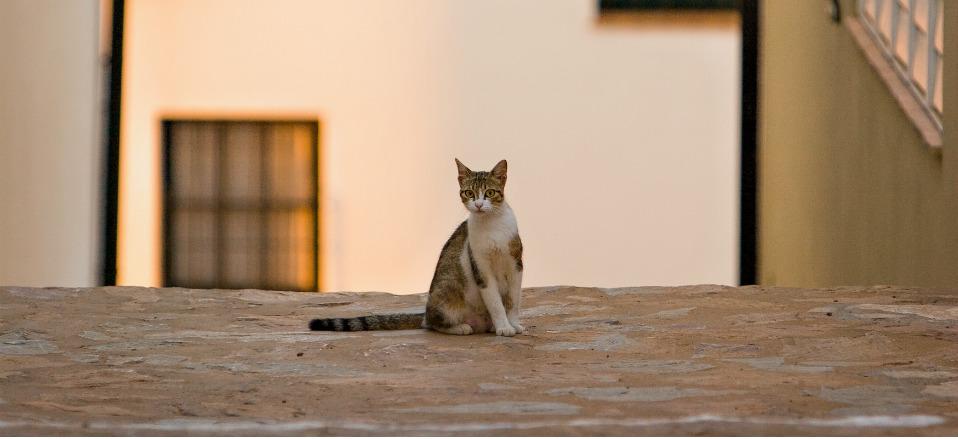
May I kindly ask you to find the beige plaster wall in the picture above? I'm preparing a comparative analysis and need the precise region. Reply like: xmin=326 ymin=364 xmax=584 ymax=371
xmin=759 ymin=0 xmax=958 ymax=287
xmin=121 ymin=0 xmax=742 ymax=293
xmin=0 ymin=0 xmax=102 ymax=287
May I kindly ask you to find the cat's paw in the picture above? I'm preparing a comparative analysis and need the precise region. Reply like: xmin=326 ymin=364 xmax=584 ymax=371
xmin=495 ymin=325 xmax=517 ymax=337
xmin=450 ymin=323 xmax=474 ymax=335
xmin=511 ymin=323 xmax=525 ymax=334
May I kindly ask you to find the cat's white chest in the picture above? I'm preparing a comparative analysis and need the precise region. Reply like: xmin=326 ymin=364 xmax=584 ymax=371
xmin=467 ymin=206 xmax=518 ymax=262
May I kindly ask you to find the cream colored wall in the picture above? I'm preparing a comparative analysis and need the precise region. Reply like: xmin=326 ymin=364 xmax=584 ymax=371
xmin=0 ymin=1 xmax=102 ymax=287
xmin=121 ymin=0 xmax=741 ymax=293
xmin=759 ymin=1 xmax=958 ymax=287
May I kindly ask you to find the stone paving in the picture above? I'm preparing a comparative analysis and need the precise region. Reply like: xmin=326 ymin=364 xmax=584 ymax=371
xmin=1 ymin=284 xmax=957 ymax=435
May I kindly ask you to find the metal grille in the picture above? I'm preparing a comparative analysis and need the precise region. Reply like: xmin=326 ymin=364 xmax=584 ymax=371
xmin=162 ymin=120 xmax=319 ymax=291
xmin=859 ymin=0 xmax=943 ymax=130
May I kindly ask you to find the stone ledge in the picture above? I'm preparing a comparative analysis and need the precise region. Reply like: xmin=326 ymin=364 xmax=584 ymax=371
xmin=1 ymin=284 xmax=957 ymax=435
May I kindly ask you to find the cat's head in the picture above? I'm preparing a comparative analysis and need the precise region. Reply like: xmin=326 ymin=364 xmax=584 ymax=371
xmin=455 ymin=159 xmax=507 ymax=214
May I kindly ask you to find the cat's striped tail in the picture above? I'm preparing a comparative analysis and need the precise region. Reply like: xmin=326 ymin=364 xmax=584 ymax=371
xmin=309 ymin=313 xmax=424 ymax=331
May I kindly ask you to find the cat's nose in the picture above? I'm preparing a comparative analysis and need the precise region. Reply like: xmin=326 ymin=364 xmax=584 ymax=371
xmin=473 ymin=200 xmax=483 ymax=209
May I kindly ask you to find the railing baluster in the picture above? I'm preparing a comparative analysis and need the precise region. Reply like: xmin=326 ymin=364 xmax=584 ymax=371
xmin=925 ymin=0 xmax=938 ymax=103
xmin=907 ymin=0 xmax=918 ymax=74
xmin=890 ymin=0 xmax=900 ymax=56
xmin=857 ymin=0 xmax=943 ymax=131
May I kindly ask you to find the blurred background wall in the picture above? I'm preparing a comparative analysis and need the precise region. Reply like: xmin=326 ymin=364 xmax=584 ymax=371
xmin=118 ymin=0 xmax=742 ymax=293
xmin=4 ymin=0 xmax=958 ymax=293
xmin=0 ymin=0 xmax=103 ymax=287
xmin=759 ymin=0 xmax=958 ymax=288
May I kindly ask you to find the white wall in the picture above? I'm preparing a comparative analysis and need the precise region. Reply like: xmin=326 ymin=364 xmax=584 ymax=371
xmin=0 ymin=0 xmax=102 ymax=287
xmin=121 ymin=0 xmax=740 ymax=293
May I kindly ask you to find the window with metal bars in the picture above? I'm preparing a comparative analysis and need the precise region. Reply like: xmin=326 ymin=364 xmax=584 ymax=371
xmin=162 ymin=120 xmax=319 ymax=292
xmin=859 ymin=0 xmax=943 ymax=131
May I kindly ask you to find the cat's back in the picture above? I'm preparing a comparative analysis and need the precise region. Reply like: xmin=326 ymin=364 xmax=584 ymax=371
xmin=428 ymin=221 xmax=468 ymax=291
xmin=442 ymin=220 xmax=468 ymax=256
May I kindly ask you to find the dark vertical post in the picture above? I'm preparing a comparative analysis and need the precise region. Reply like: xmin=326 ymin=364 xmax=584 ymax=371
xmin=259 ymin=123 xmax=271 ymax=290
xmin=739 ymin=0 xmax=759 ymax=285
xmin=101 ymin=0 xmax=124 ymax=285
xmin=311 ymin=122 xmax=320 ymax=291
xmin=215 ymin=123 xmax=227 ymax=287
xmin=161 ymin=121 xmax=173 ymax=287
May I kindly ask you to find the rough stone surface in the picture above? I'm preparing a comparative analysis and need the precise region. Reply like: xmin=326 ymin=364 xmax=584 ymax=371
xmin=1 ymin=284 xmax=957 ymax=435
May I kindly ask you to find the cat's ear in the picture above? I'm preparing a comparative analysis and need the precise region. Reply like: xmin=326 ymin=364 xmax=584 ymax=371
xmin=455 ymin=158 xmax=472 ymax=184
xmin=491 ymin=159 xmax=507 ymax=185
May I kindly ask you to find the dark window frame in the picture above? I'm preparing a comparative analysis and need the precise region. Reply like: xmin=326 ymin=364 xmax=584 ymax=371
xmin=599 ymin=0 xmax=739 ymax=11
xmin=596 ymin=0 xmax=759 ymax=285
xmin=161 ymin=118 xmax=321 ymax=292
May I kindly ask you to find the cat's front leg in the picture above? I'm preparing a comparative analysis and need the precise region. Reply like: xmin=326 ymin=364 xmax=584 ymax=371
xmin=478 ymin=278 xmax=515 ymax=337
xmin=506 ymin=271 xmax=524 ymax=334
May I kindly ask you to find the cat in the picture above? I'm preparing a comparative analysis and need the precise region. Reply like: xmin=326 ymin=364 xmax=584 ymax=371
xmin=309 ymin=158 xmax=524 ymax=336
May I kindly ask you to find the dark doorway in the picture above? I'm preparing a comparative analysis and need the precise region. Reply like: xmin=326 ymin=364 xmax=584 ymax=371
xmin=597 ymin=0 xmax=761 ymax=285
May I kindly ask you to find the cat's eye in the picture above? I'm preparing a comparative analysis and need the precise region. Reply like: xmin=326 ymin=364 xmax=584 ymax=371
xmin=462 ymin=190 xmax=474 ymax=198
xmin=485 ymin=189 xmax=497 ymax=198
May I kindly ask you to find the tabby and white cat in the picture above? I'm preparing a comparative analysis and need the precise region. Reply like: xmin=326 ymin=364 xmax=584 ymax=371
xmin=309 ymin=159 xmax=524 ymax=336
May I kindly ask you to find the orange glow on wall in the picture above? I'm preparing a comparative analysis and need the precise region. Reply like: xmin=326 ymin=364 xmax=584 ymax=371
xmin=118 ymin=0 xmax=741 ymax=293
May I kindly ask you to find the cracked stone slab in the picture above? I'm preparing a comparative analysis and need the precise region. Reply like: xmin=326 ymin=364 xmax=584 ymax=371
xmin=850 ymin=304 xmax=958 ymax=321
xmin=726 ymin=312 xmax=797 ymax=325
xmin=546 ymin=386 xmax=739 ymax=402
xmin=521 ymin=304 xmax=608 ymax=318
xmin=1 ymin=284 xmax=957 ymax=435
xmin=478 ymin=382 xmax=521 ymax=391
xmin=591 ymin=359 xmax=714 ymax=374
xmin=884 ymin=370 xmax=958 ymax=379
xmin=692 ymin=342 xmax=761 ymax=358
xmin=78 ymin=331 xmax=114 ymax=341
xmin=396 ymin=401 xmax=580 ymax=415
xmin=1 ymin=286 xmax=82 ymax=300
xmin=0 ymin=331 xmax=59 ymax=355
xmin=725 ymin=357 xmax=833 ymax=374
xmin=535 ymin=334 xmax=636 ymax=352
xmin=818 ymin=385 xmax=927 ymax=406
xmin=644 ymin=307 xmax=696 ymax=319
xmin=598 ymin=286 xmax=671 ymax=296
xmin=923 ymin=381 xmax=958 ymax=399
